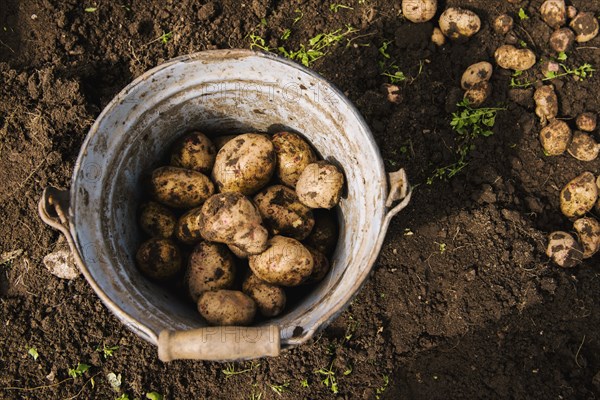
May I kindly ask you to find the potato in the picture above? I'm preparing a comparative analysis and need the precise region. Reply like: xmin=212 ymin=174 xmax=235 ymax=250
xmin=199 ymin=192 xmax=268 ymax=254
xmin=576 ymin=112 xmax=597 ymax=132
xmin=272 ymin=131 xmax=317 ymax=187
xmin=461 ymin=62 xmax=493 ymax=90
xmin=540 ymin=60 xmax=560 ymax=79
xmin=304 ymin=247 xmax=330 ymax=284
xmin=439 ymin=7 xmax=481 ymax=41
xmin=533 ymin=85 xmax=558 ymax=124
xmin=573 ymin=217 xmax=600 ymax=258
xmin=174 ymin=208 xmax=203 ymax=245
xmin=136 ymin=238 xmax=182 ymax=280
xmin=540 ymin=0 xmax=566 ymax=29
xmin=249 ymin=235 xmax=314 ymax=286
xmin=242 ymin=274 xmax=286 ymax=317
xmin=570 ymin=12 xmax=599 ymax=43
xmin=170 ymin=131 xmax=216 ymax=174
xmin=296 ymin=161 xmax=344 ymax=209
xmin=549 ymin=28 xmax=575 ymax=53
xmin=546 ymin=231 xmax=583 ymax=268
xmin=151 ymin=166 xmax=214 ymax=209
xmin=303 ymin=209 xmax=338 ymax=256
xmin=402 ymin=0 xmax=437 ymax=23
xmin=493 ymin=14 xmax=513 ymax=35
xmin=197 ymin=290 xmax=256 ymax=326
xmin=494 ymin=45 xmax=536 ymax=71
xmin=228 ymin=244 xmax=249 ymax=259
xmin=383 ymin=83 xmax=402 ymax=104
xmin=139 ymin=201 xmax=177 ymax=238
xmin=431 ymin=27 xmax=446 ymax=46
xmin=567 ymin=5 xmax=577 ymax=19
xmin=539 ymin=120 xmax=571 ymax=156
xmin=464 ymin=81 xmax=492 ymax=107
xmin=567 ymin=131 xmax=600 ymax=162
xmin=186 ymin=242 xmax=236 ymax=302
xmin=212 ymin=133 xmax=276 ymax=195
xmin=254 ymin=185 xmax=315 ymax=240
xmin=560 ymin=172 xmax=598 ymax=218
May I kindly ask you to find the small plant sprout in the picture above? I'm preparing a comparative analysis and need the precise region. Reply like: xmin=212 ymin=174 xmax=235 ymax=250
xmin=543 ymin=63 xmax=595 ymax=81
xmin=375 ymin=375 xmax=389 ymax=399
xmin=518 ymin=8 xmax=529 ymax=20
xmin=557 ymin=51 xmax=568 ymax=61
xmin=249 ymin=34 xmax=272 ymax=52
xmin=281 ymin=28 xmax=291 ymax=40
xmin=68 ymin=363 xmax=91 ymax=379
xmin=115 ymin=394 xmax=130 ymax=400
xmin=428 ymin=99 xmax=505 ymax=184
xmin=438 ymin=242 xmax=447 ymax=253
xmin=97 ymin=344 xmax=119 ymax=358
xmin=222 ymin=362 xmax=260 ymax=378
xmin=160 ymin=32 xmax=173 ymax=44
xmin=330 ymin=4 xmax=354 ymax=12
xmin=268 ymin=382 xmax=290 ymax=395
xmin=293 ymin=8 xmax=304 ymax=25
xmin=249 ymin=391 xmax=263 ymax=400
xmin=278 ymin=25 xmax=358 ymax=67
xmin=315 ymin=362 xmax=339 ymax=394
xmin=509 ymin=70 xmax=533 ymax=88
xmin=84 ymin=7 xmax=97 ymax=12
xmin=300 ymin=378 xmax=309 ymax=387
xmin=28 ymin=347 xmax=39 ymax=360
xmin=146 ymin=392 xmax=164 ymax=400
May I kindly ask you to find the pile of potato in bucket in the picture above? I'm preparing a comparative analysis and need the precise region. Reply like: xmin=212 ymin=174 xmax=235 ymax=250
xmin=135 ymin=131 xmax=342 ymax=326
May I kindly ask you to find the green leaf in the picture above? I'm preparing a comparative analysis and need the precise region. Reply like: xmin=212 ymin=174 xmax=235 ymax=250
xmin=557 ymin=51 xmax=567 ymax=61
xmin=85 ymin=7 xmax=97 ymax=12
xmin=146 ymin=392 xmax=163 ymax=400
xmin=518 ymin=8 xmax=529 ymax=20
xmin=281 ymin=29 xmax=291 ymax=40
xmin=28 ymin=347 xmax=39 ymax=361
xmin=68 ymin=363 xmax=90 ymax=379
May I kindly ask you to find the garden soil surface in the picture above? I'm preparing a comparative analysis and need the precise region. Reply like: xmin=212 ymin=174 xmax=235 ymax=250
xmin=2 ymin=0 xmax=600 ymax=399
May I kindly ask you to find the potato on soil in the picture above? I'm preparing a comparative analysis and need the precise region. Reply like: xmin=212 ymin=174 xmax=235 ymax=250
xmin=573 ymin=217 xmax=600 ymax=258
xmin=296 ymin=161 xmax=344 ymax=209
xmin=464 ymin=81 xmax=492 ymax=107
xmin=199 ymin=192 xmax=268 ymax=254
xmin=549 ymin=28 xmax=575 ymax=53
xmin=242 ymin=274 xmax=286 ymax=317
xmin=212 ymin=134 xmax=238 ymax=150
xmin=560 ymin=172 xmax=598 ymax=218
xmin=576 ymin=112 xmax=597 ymax=132
xmin=249 ymin=235 xmax=314 ymax=286
xmin=139 ymin=201 xmax=177 ymax=238
xmin=461 ymin=62 xmax=493 ymax=90
xmin=493 ymin=14 xmax=513 ymax=35
xmin=402 ymin=0 xmax=437 ymax=23
xmin=197 ymin=290 xmax=256 ymax=326
xmin=546 ymin=231 xmax=583 ymax=268
xmin=175 ymin=208 xmax=203 ymax=245
xmin=254 ymin=185 xmax=315 ymax=240
xmin=151 ymin=166 xmax=214 ymax=209
xmin=570 ymin=12 xmax=599 ymax=43
xmin=494 ymin=45 xmax=536 ymax=71
xmin=170 ymin=131 xmax=216 ymax=174
xmin=438 ymin=7 xmax=481 ymax=41
xmin=540 ymin=0 xmax=566 ymax=29
xmin=539 ymin=120 xmax=571 ymax=156
xmin=304 ymin=247 xmax=331 ymax=284
xmin=431 ymin=27 xmax=445 ymax=46
xmin=212 ymin=133 xmax=276 ymax=195
xmin=533 ymin=85 xmax=558 ymax=124
xmin=271 ymin=131 xmax=317 ymax=187
xmin=136 ymin=238 xmax=182 ymax=280
xmin=303 ymin=209 xmax=338 ymax=256
xmin=186 ymin=242 xmax=236 ymax=302
xmin=567 ymin=131 xmax=600 ymax=162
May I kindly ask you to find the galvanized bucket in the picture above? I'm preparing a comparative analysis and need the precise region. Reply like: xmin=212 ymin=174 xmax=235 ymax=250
xmin=39 ymin=49 xmax=411 ymax=361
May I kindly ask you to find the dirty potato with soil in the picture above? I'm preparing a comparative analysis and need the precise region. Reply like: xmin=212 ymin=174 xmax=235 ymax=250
xmin=197 ymin=290 xmax=256 ymax=326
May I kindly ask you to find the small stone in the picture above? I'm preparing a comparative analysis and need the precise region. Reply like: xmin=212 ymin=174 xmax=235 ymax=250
xmin=382 ymin=84 xmax=402 ymax=104
xmin=493 ymin=14 xmax=513 ymax=35
xmin=567 ymin=5 xmax=577 ymax=19
xmin=43 ymin=249 xmax=80 ymax=280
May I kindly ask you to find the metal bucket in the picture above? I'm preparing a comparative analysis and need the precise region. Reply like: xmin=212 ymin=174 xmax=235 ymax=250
xmin=39 ymin=49 xmax=411 ymax=361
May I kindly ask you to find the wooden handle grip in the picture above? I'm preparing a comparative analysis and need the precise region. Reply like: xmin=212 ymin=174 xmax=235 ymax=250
xmin=158 ymin=325 xmax=280 ymax=362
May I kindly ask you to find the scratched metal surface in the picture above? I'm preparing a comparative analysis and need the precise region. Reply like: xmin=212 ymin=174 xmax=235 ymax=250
xmin=68 ymin=49 xmax=390 ymax=351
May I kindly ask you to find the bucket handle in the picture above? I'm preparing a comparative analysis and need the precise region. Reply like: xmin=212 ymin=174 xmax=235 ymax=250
xmin=39 ymin=187 xmax=281 ymax=361
xmin=384 ymin=168 xmax=412 ymax=223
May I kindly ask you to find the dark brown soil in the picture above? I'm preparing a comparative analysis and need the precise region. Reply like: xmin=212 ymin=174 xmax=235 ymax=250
xmin=2 ymin=0 xmax=600 ymax=399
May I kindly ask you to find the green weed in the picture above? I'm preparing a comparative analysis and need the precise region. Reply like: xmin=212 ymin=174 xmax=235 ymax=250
xmin=68 ymin=363 xmax=90 ymax=379
xmin=28 ymin=347 xmax=39 ymax=361
xmin=269 ymin=382 xmax=290 ymax=395
xmin=518 ymin=8 xmax=529 ymax=20
xmin=315 ymin=362 xmax=339 ymax=394
xmin=330 ymin=4 xmax=353 ymax=12
xmin=375 ymin=375 xmax=389 ymax=399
